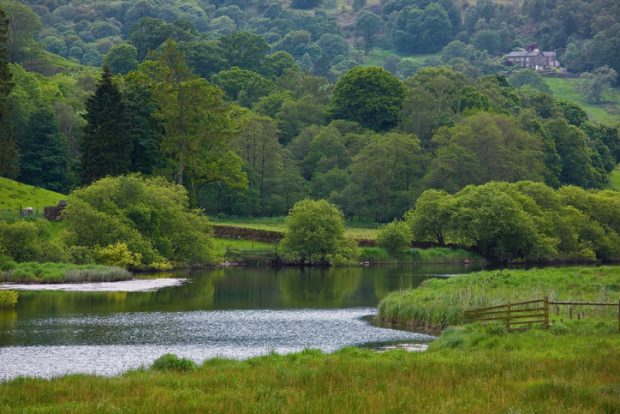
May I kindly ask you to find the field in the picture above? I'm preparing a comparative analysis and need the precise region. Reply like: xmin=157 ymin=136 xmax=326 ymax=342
xmin=362 ymin=48 xmax=441 ymax=69
xmin=0 ymin=177 xmax=64 ymax=215
xmin=544 ymin=77 xmax=620 ymax=124
xmin=211 ymin=217 xmax=381 ymax=240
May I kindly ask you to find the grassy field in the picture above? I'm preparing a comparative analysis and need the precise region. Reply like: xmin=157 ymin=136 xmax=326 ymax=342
xmin=362 ymin=48 xmax=441 ymax=68
xmin=545 ymin=77 xmax=620 ymax=124
xmin=379 ymin=266 xmax=620 ymax=330
xmin=1 ymin=262 xmax=131 ymax=284
xmin=0 ymin=325 xmax=618 ymax=413
xmin=611 ymin=165 xmax=620 ymax=190
xmin=211 ymin=217 xmax=381 ymax=240
xmin=0 ymin=177 xmax=64 ymax=214
xmin=212 ymin=238 xmax=276 ymax=258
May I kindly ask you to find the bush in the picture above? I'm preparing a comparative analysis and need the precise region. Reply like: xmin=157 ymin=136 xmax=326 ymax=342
xmin=0 ymin=221 xmax=67 ymax=263
xmin=62 ymin=175 xmax=215 ymax=266
xmin=377 ymin=220 xmax=411 ymax=257
xmin=0 ymin=291 xmax=18 ymax=309
xmin=280 ymin=199 xmax=358 ymax=264
xmin=151 ymin=354 xmax=196 ymax=372
xmin=95 ymin=242 xmax=142 ymax=269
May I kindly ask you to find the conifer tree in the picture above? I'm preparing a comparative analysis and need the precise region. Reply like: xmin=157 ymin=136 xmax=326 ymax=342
xmin=17 ymin=110 xmax=69 ymax=192
xmin=80 ymin=66 xmax=132 ymax=184
xmin=0 ymin=7 xmax=17 ymax=178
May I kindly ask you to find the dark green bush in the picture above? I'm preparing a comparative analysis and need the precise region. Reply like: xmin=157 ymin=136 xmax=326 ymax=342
xmin=151 ymin=354 xmax=197 ymax=372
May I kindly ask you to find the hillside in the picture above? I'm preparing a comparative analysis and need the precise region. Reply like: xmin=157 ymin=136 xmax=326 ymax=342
xmin=545 ymin=77 xmax=620 ymax=124
xmin=0 ymin=177 xmax=65 ymax=212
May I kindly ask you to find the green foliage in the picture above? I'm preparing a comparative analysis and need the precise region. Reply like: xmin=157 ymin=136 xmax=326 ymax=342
xmin=406 ymin=181 xmax=620 ymax=262
xmin=80 ymin=67 xmax=132 ymax=184
xmin=508 ymin=69 xmax=552 ymax=94
xmin=376 ymin=220 xmax=411 ymax=256
xmin=0 ymin=6 xmax=16 ymax=179
xmin=423 ymin=113 xmax=547 ymax=193
xmin=62 ymin=174 xmax=215 ymax=266
xmin=0 ymin=220 xmax=67 ymax=262
xmin=393 ymin=3 xmax=452 ymax=54
xmin=212 ymin=67 xmax=274 ymax=107
xmin=578 ymin=66 xmax=618 ymax=104
xmin=151 ymin=354 xmax=197 ymax=372
xmin=95 ymin=242 xmax=142 ymax=269
xmin=104 ymin=43 xmax=138 ymax=75
xmin=16 ymin=109 xmax=69 ymax=192
xmin=330 ymin=66 xmax=404 ymax=132
xmin=0 ymin=290 xmax=17 ymax=309
xmin=281 ymin=199 xmax=357 ymax=264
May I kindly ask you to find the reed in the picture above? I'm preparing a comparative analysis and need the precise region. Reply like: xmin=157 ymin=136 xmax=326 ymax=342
xmin=1 ymin=262 xmax=132 ymax=284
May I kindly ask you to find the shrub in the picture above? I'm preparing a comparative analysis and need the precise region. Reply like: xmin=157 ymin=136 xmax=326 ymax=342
xmin=281 ymin=199 xmax=358 ymax=264
xmin=151 ymin=354 xmax=196 ymax=372
xmin=62 ymin=175 xmax=215 ymax=266
xmin=377 ymin=220 xmax=411 ymax=257
xmin=0 ymin=221 xmax=68 ymax=263
xmin=95 ymin=242 xmax=142 ymax=269
xmin=68 ymin=246 xmax=95 ymax=265
xmin=0 ymin=291 xmax=18 ymax=310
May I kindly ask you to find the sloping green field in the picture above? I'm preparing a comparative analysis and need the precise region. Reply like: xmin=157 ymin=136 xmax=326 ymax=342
xmin=545 ymin=77 xmax=620 ymax=124
xmin=0 ymin=177 xmax=65 ymax=211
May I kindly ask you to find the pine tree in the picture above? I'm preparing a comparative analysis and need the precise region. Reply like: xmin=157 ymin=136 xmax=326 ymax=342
xmin=0 ymin=7 xmax=17 ymax=178
xmin=18 ymin=110 xmax=69 ymax=192
xmin=80 ymin=66 xmax=132 ymax=184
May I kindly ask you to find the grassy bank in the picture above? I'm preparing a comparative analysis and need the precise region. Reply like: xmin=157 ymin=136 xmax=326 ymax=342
xmin=0 ymin=291 xmax=17 ymax=309
xmin=378 ymin=266 xmax=620 ymax=331
xmin=360 ymin=246 xmax=484 ymax=264
xmin=0 ymin=327 xmax=618 ymax=413
xmin=1 ymin=262 xmax=131 ymax=284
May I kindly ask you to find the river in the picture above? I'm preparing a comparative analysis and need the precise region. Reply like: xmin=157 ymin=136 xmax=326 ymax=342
xmin=0 ymin=264 xmax=481 ymax=380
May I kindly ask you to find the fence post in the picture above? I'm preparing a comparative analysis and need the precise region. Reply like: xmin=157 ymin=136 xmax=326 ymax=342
xmin=544 ymin=296 xmax=549 ymax=329
xmin=506 ymin=302 xmax=511 ymax=330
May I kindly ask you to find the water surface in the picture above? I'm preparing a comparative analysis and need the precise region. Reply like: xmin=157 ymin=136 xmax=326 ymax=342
xmin=0 ymin=264 xmax=479 ymax=379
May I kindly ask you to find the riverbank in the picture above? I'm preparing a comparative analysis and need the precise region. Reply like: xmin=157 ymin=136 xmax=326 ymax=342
xmin=0 ymin=325 xmax=618 ymax=413
xmin=1 ymin=262 xmax=131 ymax=284
xmin=377 ymin=266 xmax=620 ymax=333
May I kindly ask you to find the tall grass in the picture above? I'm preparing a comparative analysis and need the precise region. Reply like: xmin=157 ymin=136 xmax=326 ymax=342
xmin=0 ymin=290 xmax=17 ymax=309
xmin=378 ymin=266 xmax=620 ymax=330
xmin=1 ymin=262 xmax=132 ymax=283
xmin=0 ymin=332 xmax=618 ymax=413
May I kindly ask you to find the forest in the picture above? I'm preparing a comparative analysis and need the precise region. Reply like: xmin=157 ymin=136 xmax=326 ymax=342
xmin=0 ymin=0 xmax=619 ymax=263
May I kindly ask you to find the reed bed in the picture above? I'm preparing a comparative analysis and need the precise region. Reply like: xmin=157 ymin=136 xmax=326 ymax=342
xmin=378 ymin=266 xmax=620 ymax=330
xmin=1 ymin=262 xmax=132 ymax=284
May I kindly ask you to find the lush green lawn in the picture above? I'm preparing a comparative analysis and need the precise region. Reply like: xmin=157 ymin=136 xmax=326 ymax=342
xmin=212 ymin=238 xmax=276 ymax=258
xmin=0 ymin=325 xmax=618 ymax=413
xmin=0 ymin=177 xmax=64 ymax=214
xmin=360 ymin=246 xmax=483 ymax=264
xmin=379 ymin=266 xmax=620 ymax=329
xmin=611 ymin=165 xmax=620 ymax=190
xmin=545 ymin=77 xmax=620 ymax=124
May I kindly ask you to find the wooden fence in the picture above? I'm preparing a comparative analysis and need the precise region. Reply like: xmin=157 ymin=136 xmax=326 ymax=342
xmin=464 ymin=297 xmax=620 ymax=332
